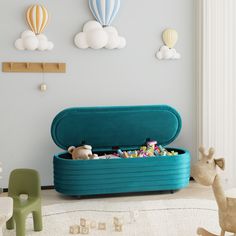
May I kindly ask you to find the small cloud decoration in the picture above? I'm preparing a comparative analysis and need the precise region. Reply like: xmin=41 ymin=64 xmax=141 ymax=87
xmin=74 ymin=0 xmax=126 ymax=50
xmin=15 ymin=5 xmax=54 ymax=51
xmin=156 ymin=29 xmax=181 ymax=60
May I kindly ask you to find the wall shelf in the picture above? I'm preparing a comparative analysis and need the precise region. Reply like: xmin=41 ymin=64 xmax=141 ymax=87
xmin=2 ymin=62 xmax=66 ymax=73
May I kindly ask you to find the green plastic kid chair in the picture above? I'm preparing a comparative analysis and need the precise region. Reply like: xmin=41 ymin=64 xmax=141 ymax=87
xmin=6 ymin=169 xmax=43 ymax=236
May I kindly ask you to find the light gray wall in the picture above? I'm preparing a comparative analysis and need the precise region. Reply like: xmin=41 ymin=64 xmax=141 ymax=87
xmin=0 ymin=0 xmax=195 ymax=187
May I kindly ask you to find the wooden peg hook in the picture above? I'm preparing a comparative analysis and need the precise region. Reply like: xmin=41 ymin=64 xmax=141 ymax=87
xmin=42 ymin=63 xmax=46 ymax=72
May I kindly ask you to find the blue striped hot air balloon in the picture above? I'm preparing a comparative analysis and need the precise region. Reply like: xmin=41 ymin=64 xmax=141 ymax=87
xmin=89 ymin=0 xmax=121 ymax=26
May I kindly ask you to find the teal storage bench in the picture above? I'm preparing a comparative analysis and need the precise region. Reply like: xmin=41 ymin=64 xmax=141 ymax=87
xmin=51 ymin=105 xmax=191 ymax=197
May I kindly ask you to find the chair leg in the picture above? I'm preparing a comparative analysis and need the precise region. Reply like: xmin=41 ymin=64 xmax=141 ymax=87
xmin=15 ymin=214 xmax=26 ymax=236
xmin=0 ymin=226 xmax=3 ymax=236
xmin=32 ymin=209 xmax=42 ymax=231
xmin=6 ymin=217 xmax=14 ymax=230
xmin=220 ymin=230 xmax=225 ymax=236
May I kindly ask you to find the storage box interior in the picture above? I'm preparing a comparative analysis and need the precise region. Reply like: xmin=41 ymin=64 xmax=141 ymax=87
xmin=57 ymin=148 xmax=186 ymax=160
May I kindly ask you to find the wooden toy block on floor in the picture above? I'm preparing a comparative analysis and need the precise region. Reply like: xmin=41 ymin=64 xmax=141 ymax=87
xmin=69 ymin=225 xmax=80 ymax=234
xmin=98 ymin=222 xmax=106 ymax=230
xmin=80 ymin=218 xmax=87 ymax=227
xmin=113 ymin=217 xmax=123 ymax=225
xmin=80 ymin=226 xmax=89 ymax=234
xmin=115 ymin=224 xmax=123 ymax=232
xmin=113 ymin=217 xmax=120 ymax=225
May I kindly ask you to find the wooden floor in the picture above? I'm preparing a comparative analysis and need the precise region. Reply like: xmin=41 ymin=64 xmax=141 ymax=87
xmin=39 ymin=182 xmax=214 ymax=206
xmin=1 ymin=182 xmax=214 ymax=206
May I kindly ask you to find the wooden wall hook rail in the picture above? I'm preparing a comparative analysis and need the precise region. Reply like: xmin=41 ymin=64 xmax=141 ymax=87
xmin=2 ymin=62 xmax=66 ymax=73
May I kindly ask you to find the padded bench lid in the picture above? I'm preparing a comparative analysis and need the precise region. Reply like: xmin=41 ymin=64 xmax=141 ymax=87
xmin=51 ymin=105 xmax=182 ymax=150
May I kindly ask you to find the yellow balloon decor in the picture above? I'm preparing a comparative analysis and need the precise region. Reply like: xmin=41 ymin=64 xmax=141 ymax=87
xmin=26 ymin=5 xmax=49 ymax=35
xmin=162 ymin=29 xmax=178 ymax=49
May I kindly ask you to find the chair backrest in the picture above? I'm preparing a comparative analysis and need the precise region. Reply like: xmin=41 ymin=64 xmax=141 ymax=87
xmin=8 ymin=169 xmax=41 ymax=198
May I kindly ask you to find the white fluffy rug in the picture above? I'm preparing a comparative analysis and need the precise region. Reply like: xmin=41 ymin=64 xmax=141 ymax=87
xmin=3 ymin=199 xmax=231 ymax=236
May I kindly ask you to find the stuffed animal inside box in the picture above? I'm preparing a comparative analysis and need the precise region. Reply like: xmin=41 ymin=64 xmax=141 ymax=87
xmin=51 ymin=105 xmax=191 ymax=197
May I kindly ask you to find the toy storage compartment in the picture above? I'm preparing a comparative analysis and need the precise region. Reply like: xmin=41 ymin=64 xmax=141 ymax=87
xmin=54 ymin=148 xmax=190 ymax=196
xmin=51 ymin=105 xmax=191 ymax=196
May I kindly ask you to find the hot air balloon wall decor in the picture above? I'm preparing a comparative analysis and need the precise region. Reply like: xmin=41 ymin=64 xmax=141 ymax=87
xmin=74 ymin=0 xmax=126 ymax=50
xmin=156 ymin=29 xmax=181 ymax=60
xmin=15 ymin=4 xmax=54 ymax=51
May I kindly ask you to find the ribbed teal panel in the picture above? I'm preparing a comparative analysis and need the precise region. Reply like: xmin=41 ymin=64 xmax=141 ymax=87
xmin=54 ymin=149 xmax=190 ymax=196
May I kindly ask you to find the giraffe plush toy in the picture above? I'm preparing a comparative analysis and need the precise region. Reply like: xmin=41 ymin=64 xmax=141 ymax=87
xmin=191 ymin=147 xmax=236 ymax=236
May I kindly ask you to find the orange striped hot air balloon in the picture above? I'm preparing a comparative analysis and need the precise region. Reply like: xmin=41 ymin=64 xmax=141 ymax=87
xmin=26 ymin=5 xmax=49 ymax=35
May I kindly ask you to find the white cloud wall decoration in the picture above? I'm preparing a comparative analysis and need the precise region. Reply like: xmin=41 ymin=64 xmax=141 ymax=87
xmin=15 ymin=30 xmax=54 ymax=51
xmin=156 ymin=29 xmax=181 ymax=60
xmin=156 ymin=46 xmax=181 ymax=60
xmin=74 ymin=21 xmax=126 ymax=50
xmin=15 ymin=5 xmax=54 ymax=51
xmin=74 ymin=0 xmax=126 ymax=50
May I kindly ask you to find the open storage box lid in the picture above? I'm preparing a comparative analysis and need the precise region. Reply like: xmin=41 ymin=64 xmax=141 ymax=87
xmin=51 ymin=105 xmax=182 ymax=151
